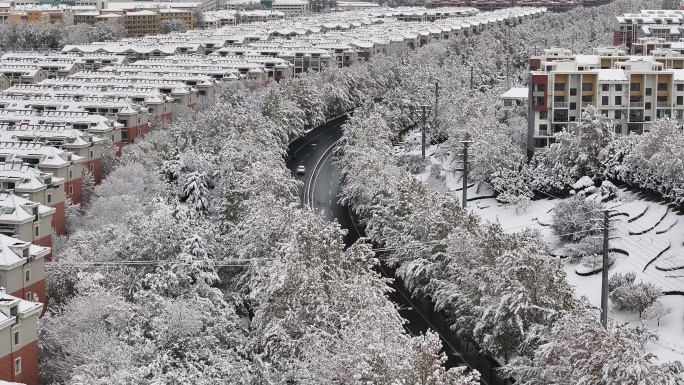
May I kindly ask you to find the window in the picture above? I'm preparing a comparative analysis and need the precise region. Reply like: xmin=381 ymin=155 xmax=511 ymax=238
xmin=540 ymin=110 xmax=548 ymax=120
xmin=582 ymin=96 xmax=593 ymax=103
xmin=602 ymin=84 xmax=609 ymax=91
xmin=615 ymin=96 xmax=622 ymax=105
xmin=646 ymin=88 xmax=652 ymax=96
xmin=602 ymin=96 xmax=609 ymax=105
xmin=89 ymin=164 xmax=94 ymax=173
xmin=533 ymin=96 xmax=544 ymax=106
xmin=581 ymin=83 xmax=593 ymax=91
xmin=47 ymin=194 xmax=51 ymax=204
xmin=570 ymin=88 xmax=577 ymax=96
xmin=14 ymin=358 xmax=20 ymax=375
xmin=554 ymin=95 xmax=565 ymax=102
xmin=68 ymin=170 xmax=72 ymax=179
xmin=645 ymin=102 xmax=651 ymax=109
xmin=539 ymin=124 xmax=548 ymax=132
xmin=630 ymin=83 xmax=641 ymax=91
xmin=69 ymin=185 xmax=73 ymax=195
xmin=89 ymin=150 xmax=93 ymax=158
xmin=34 ymin=225 xmax=39 ymax=237
xmin=601 ymin=110 xmax=608 ymax=116
xmin=658 ymin=83 xmax=668 ymax=91
xmin=570 ymin=102 xmax=577 ymax=110
xmin=14 ymin=331 xmax=19 ymax=346
xmin=554 ymin=83 xmax=565 ymax=91
xmin=678 ymin=84 xmax=684 ymax=92
xmin=616 ymin=84 xmax=623 ymax=91
xmin=534 ymin=83 xmax=545 ymax=92
xmin=121 ymin=131 xmax=128 ymax=140
xmin=25 ymin=292 xmax=30 ymax=301
xmin=615 ymin=110 xmax=622 ymax=119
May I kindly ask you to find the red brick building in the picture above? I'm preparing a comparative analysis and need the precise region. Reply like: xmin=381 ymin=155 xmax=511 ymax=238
xmin=0 ymin=290 xmax=42 ymax=385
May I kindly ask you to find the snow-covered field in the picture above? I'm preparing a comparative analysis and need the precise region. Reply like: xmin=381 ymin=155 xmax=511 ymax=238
xmin=404 ymin=130 xmax=684 ymax=364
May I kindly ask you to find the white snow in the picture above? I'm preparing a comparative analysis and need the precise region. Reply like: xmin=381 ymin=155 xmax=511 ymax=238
xmin=412 ymin=139 xmax=684 ymax=365
xmin=500 ymin=87 xmax=528 ymax=99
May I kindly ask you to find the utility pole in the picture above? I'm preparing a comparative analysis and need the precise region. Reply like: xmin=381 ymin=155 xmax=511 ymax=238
xmin=600 ymin=209 xmax=610 ymax=330
xmin=459 ymin=132 xmax=473 ymax=209
xmin=420 ymin=104 xmax=429 ymax=159
xmin=434 ymin=80 xmax=439 ymax=135
xmin=470 ymin=66 xmax=474 ymax=95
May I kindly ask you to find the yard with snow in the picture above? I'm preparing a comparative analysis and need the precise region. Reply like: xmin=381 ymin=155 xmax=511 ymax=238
xmin=403 ymin=128 xmax=684 ymax=364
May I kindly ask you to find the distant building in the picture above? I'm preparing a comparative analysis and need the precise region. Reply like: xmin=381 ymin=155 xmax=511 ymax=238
xmin=614 ymin=10 xmax=684 ymax=52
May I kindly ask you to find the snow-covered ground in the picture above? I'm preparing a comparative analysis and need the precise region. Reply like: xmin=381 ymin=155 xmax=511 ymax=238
xmin=404 ymin=129 xmax=684 ymax=364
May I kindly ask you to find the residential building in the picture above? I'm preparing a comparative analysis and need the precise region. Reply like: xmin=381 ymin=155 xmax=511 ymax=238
xmin=614 ymin=10 xmax=684 ymax=52
xmin=159 ymin=8 xmax=194 ymax=30
xmin=500 ymin=86 xmax=527 ymax=107
xmin=0 ymin=163 xmax=64 ymax=237
xmin=124 ymin=10 xmax=160 ymax=37
xmin=0 ymin=289 xmax=43 ymax=385
xmin=527 ymin=46 xmax=684 ymax=154
xmin=0 ymin=191 xmax=54 ymax=260
xmin=271 ymin=0 xmax=309 ymax=13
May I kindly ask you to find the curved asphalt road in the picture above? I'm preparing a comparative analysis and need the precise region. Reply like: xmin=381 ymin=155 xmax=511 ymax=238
xmin=286 ymin=115 xmax=360 ymax=245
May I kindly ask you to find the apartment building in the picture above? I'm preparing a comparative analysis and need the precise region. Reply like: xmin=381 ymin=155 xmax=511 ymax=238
xmin=271 ymin=0 xmax=310 ymax=13
xmin=0 ymin=163 xmax=64 ymax=237
xmin=0 ymin=289 xmax=43 ymax=385
xmin=159 ymin=9 xmax=194 ymax=30
xmin=614 ymin=10 xmax=684 ymax=52
xmin=527 ymin=46 xmax=684 ymax=153
xmin=0 ymin=191 xmax=54 ymax=260
xmin=124 ymin=10 xmax=160 ymax=37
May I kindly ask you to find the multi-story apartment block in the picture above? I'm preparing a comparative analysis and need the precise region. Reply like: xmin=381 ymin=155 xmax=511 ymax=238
xmin=0 ymin=162 xmax=65 ymax=236
xmin=0 ymin=191 xmax=55 ymax=258
xmin=0 ymin=234 xmax=49 ymax=302
xmin=0 ymin=289 xmax=43 ymax=385
xmin=614 ymin=10 xmax=684 ymax=52
xmin=159 ymin=9 xmax=194 ymax=30
xmin=527 ymin=46 xmax=684 ymax=154
xmin=0 ymin=137 xmax=85 ymax=208
xmin=124 ymin=10 xmax=160 ymax=37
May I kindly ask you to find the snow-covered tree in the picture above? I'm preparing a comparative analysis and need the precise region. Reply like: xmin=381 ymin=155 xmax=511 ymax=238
xmin=81 ymin=167 xmax=95 ymax=209
xmin=550 ymin=195 xmax=604 ymax=242
xmin=160 ymin=18 xmax=188 ymax=34
xmin=502 ymin=303 xmax=684 ymax=384
xmin=643 ymin=301 xmax=673 ymax=326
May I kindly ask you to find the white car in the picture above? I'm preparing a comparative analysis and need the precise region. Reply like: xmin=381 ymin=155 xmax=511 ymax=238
xmin=297 ymin=165 xmax=306 ymax=174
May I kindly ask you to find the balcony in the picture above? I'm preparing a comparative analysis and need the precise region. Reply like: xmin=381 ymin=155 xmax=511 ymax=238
xmin=538 ymin=130 xmax=550 ymax=136
xmin=630 ymin=102 xmax=644 ymax=108
xmin=553 ymin=102 xmax=568 ymax=109
xmin=581 ymin=102 xmax=594 ymax=108
xmin=657 ymin=101 xmax=670 ymax=107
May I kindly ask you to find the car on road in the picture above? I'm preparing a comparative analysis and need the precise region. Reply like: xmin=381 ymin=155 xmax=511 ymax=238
xmin=297 ymin=165 xmax=306 ymax=174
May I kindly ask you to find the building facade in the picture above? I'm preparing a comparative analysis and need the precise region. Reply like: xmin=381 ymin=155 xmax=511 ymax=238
xmin=0 ymin=289 xmax=42 ymax=385
xmin=528 ymin=46 xmax=684 ymax=153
